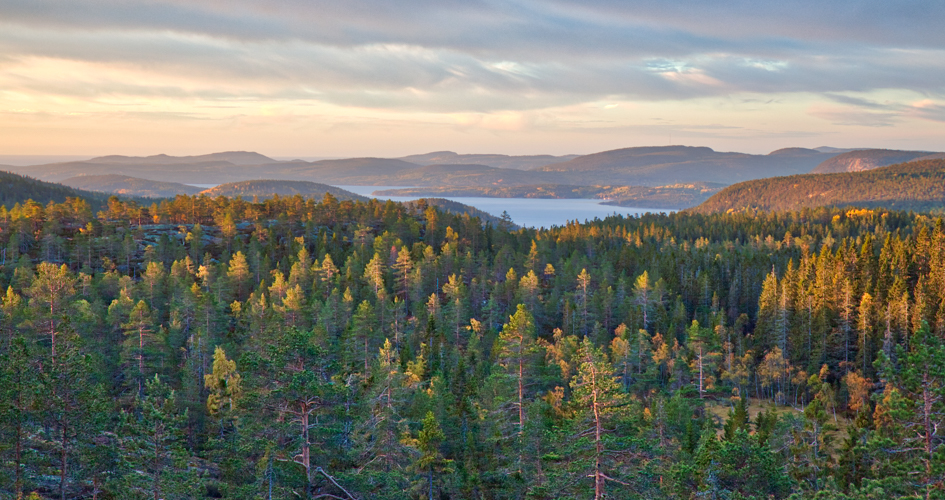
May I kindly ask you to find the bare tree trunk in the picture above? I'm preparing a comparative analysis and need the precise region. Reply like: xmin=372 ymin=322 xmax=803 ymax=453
xmin=300 ymin=403 xmax=312 ymax=498
xmin=923 ymin=375 xmax=933 ymax=500
xmin=15 ymin=415 xmax=22 ymax=499
xmin=591 ymin=364 xmax=604 ymax=500
xmin=60 ymin=418 xmax=67 ymax=500
xmin=518 ymin=354 xmax=525 ymax=436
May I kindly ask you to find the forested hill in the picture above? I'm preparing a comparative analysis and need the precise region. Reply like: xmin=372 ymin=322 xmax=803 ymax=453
xmin=693 ymin=159 xmax=945 ymax=213
xmin=200 ymin=180 xmax=369 ymax=202
xmin=0 ymin=169 xmax=136 ymax=211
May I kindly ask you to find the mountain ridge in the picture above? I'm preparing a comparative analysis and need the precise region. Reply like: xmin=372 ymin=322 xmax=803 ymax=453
xmin=6 ymin=145 xmax=851 ymax=187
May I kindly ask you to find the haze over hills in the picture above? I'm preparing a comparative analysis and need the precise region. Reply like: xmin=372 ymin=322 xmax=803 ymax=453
xmin=397 ymin=151 xmax=579 ymax=170
xmin=692 ymin=159 xmax=945 ymax=214
xmin=7 ymin=145 xmax=866 ymax=189
xmin=810 ymin=149 xmax=932 ymax=174
xmin=89 ymin=151 xmax=275 ymax=166
xmin=8 ymin=155 xmax=424 ymax=185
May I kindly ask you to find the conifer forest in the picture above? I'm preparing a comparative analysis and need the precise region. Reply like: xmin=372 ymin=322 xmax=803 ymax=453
xmin=0 ymin=193 xmax=943 ymax=500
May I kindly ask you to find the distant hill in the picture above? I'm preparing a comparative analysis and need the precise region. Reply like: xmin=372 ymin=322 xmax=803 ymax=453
xmin=199 ymin=180 xmax=368 ymax=202
xmin=529 ymin=145 xmax=839 ymax=186
xmin=276 ymin=158 xmax=424 ymax=185
xmin=6 ymin=153 xmax=423 ymax=185
xmin=382 ymin=163 xmax=561 ymax=187
xmin=10 ymin=158 xmax=276 ymax=184
xmin=398 ymin=151 xmax=578 ymax=170
xmin=61 ymin=175 xmax=203 ymax=198
xmin=811 ymin=149 xmax=933 ymax=174
xmin=6 ymin=146 xmax=852 ymax=188
xmin=89 ymin=151 xmax=275 ymax=166
xmin=693 ymin=159 xmax=945 ymax=214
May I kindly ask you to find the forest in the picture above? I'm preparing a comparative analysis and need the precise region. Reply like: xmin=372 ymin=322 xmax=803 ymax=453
xmin=0 ymin=192 xmax=942 ymax=499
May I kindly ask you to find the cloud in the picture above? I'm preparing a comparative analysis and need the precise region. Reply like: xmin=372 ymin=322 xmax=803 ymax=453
xmin=807 ymin=105 xmax=899 ymax=127
xmin=909 ymin=100 xmax=945 ymax=123
xmin=1 ymin=0 xmax=944 ymax=113
xmin=2 ymin=0 xmax=945 ymax=155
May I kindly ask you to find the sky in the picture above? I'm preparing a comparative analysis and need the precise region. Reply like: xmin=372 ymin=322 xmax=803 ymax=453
xmin=2 ymin=0 xmax=945 ymax=158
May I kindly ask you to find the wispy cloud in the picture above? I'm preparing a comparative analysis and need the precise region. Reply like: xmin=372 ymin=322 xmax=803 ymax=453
xmin=1 ymin=0 xmax=944 ymax=154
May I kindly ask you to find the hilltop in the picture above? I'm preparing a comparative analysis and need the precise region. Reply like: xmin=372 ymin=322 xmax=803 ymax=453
xmin=692 ymin=159 xmax=945 ymax=213
xmin=200 ymin=180 xmax=369 ymax=202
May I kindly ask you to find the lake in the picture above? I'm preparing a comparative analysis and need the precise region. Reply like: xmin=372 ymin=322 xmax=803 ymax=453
xmin=335 ymin=185 xmax=668 ymax=229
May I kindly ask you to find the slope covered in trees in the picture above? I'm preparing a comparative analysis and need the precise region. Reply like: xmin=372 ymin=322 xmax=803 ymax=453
xmin=694 ymin=159 xmax=945 ymax=214
xmin=61 ymin=174 xmax=204 ymax=198
xmin=0 ymin=170 xmax=151 ymax=212
xmin=200 ymin=180 xmax=369 ymax=202
xmin=0 ymin=191 xmax=943 ymax=499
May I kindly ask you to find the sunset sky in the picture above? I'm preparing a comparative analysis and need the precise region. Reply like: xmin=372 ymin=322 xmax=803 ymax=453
xmin=2 ymin=0 xmax=944 ymax=157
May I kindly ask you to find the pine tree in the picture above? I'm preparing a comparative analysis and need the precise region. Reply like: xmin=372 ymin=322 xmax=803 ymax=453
xmin=204 ymin=346 xmax=242 ymax=435
xmin=117 ymin=375 xmax=199 ymax=499
xmin=403 ymin=411 xmax=450 ymax=500
xmin=26 ymin=262 xmax=76 ymax=363
xmin=493 ymin=304 xmax=539 ymax=436
xmin=568 ymin=337 xmax=629 ymax=500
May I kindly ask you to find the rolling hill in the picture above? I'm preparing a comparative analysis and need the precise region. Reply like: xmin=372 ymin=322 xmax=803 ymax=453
xmin=7 ymin=146 xmax=849 ymax=189
xmin=398 ymin=151 xmax=578 ymax=170
xmin=200 ymin=180 xmax=368 ymax=202
xmin=529 ymin=146 xmax=839 ymax=186
xmin=88 ymin=151 xmax=274 ymax=166
xmin=61 ymin=175 xmax=204 ymax=198
xmin=692 ymin=159 xmax=945 ymax=213
xmin=8 ymin=154 xmax=425 ymax=185
xmin=810 ymin=149 xmax=932 ymax=174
